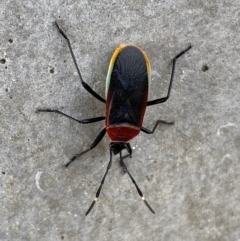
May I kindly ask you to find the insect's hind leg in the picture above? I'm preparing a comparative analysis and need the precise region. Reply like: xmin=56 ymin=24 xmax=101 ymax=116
xmin=55 ymin=22 xmax=106 ymax=103
xmin=147 ymin=45 xmax=191 ymax=106
xmin=141 ymin=120 xmax=174 ymax=134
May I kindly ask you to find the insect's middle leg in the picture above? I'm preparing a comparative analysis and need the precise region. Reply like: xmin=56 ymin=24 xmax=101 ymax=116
xmin=141 ymin=120 xmax=174 ymax=134
xmin=36 ymin=108 xmax=105 ymax=124
xmin=37 ymin=108 xmax=106 ymax=167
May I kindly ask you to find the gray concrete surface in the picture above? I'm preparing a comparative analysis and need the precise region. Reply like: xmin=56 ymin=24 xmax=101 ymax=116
xmin=1 ymin=0 xmax=240 ymax=240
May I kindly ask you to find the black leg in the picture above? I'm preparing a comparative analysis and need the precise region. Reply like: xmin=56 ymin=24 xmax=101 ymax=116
xmin=141 ymin=120 xmax=174 ymax=134
xmin=85 ymin=148 xmax=113 ymax=216
xmin=122 ymin=143 xmax=132 ymax=159
xmin=119 ymin=143 xmax=132 ymax=172
xmin=66 ymin=128 xmax=106 ymax=167
xmin=147 ymin=45 xmax=191 ymax=106
xmin=119 ymin=151 xmax=155 ymax=214
xmin=36 ymin=108 xmax=105 ymax=124
xmin=125 ymin=143 xmax=132 ymax=157
xmin=55 ymin=22 xmax=106 ymax=103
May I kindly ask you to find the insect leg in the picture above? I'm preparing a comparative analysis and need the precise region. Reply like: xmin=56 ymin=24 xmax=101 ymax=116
xmin=147 ymin=45 xmax=191 ymax=106
xmin=119 ymin=143 xmax=132 ymax=172
xmin=122 ymin=143 xmax=132 ymax=159
xmin=85 ymin=148 xmax=113 ymax=215
xmin=37 ymin=108 xmax=105 ymax=124
xmin=119 ymin=151 xmax=155 ymax=214
xmin=141 ymin=120 xmax=174 ymax=134
xmin=55 ymin=22 xmax=106 ymax=103
xmin=66 ymin=128 xmax=106 ymax=167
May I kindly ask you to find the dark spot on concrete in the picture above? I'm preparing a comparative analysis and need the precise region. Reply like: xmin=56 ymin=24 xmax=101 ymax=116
xmin=202 ymin=65 xmax=209 ymax=72
xmin=8 ymin=39 xmax=13 ymax=43
xmin=0 ymin=58 xmax=6 ymax=64
xmin=50 ymin=67 xmax=55 ymax=74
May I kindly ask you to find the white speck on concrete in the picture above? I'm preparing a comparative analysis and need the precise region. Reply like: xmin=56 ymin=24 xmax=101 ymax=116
xmin=221 ymin=153 xmax=231 ymax=163
xmin=35 ymin=171 xmax=44 ymax=192
xmin=217 ymin=123 xmax=237 ymax=137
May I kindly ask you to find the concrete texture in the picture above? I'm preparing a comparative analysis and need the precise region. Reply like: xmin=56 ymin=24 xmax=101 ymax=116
xmin=0 ymin=0 xmax=240 ymax=240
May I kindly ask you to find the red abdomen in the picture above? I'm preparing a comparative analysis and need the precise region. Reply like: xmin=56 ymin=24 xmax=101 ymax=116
xmin=106 ymin=125 xmax=141 ymax=142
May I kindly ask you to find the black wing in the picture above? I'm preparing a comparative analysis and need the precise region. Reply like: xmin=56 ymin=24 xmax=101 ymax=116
xmin=107 ymin=46 xmax=149 ymax=127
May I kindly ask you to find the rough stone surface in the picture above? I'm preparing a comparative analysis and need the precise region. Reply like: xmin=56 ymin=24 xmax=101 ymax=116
xmin=0 ymin=0 xmax=240 ymax=240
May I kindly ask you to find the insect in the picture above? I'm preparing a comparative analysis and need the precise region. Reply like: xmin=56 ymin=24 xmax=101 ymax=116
xmin=37 ymin=22 xmax=191 ymax=215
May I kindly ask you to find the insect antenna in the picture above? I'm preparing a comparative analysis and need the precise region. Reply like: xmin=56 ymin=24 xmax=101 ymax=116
xmin=119 ymin=151 xmax=155 ymax=214
xmin=85 ymin=149 xmax=113 ymax=215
